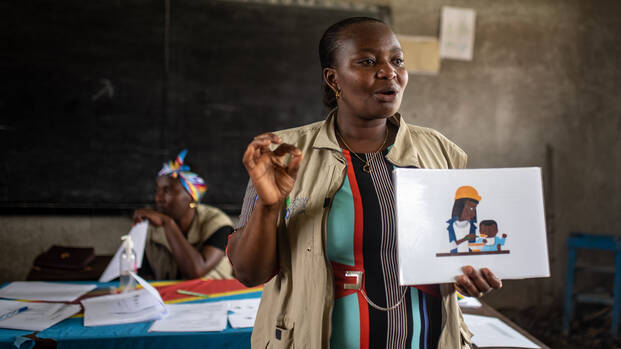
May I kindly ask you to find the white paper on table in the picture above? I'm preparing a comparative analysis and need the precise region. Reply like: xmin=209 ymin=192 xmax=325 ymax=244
xmin=227 ymin=298 xmax=260 ymax=313
xmin=82 ymin=272 xmax=166 ymax=326
xmin=228 ymin=311 xmax=257 ymax=329
xmin=227 ymin=298 xmax=260 ymax=328
xmin=149 ymin=301 xmax=228 ymax=332
xmin=0 ymin=282 xmax=96 ymax=302
xmin=0 ymin=300 xmax=81 ymax=331
xmin=130 ymin=271 xmax=165 ymax=306
xmin=464 ymin=314 xmax=541 ymax=348
xmin=394 ymin=168 xmax=550 ymax=285
xmin=458 ymin=296 xmax=482 ymax=308
xmin=99 ymin=221 xmax=148 ymax=282
xmin=439 ymin=6 xmax=476 ymax=61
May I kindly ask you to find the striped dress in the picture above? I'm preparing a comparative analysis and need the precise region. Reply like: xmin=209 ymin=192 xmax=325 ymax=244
xmin=327 ymin=148 xmax=442 ymax=349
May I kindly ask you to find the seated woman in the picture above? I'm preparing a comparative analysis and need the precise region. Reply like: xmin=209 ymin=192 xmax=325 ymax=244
xmin=134 ymin=150 xmax=234 ymax=280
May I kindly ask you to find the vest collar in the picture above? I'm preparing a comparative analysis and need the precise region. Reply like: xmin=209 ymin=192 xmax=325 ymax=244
xmin=312 ymin=108 xmax=341 ymax=152
xmin=312 ymin=108 xmax=421 ymax=168
xmin=386 ymin=113 xmax=421 ymax=168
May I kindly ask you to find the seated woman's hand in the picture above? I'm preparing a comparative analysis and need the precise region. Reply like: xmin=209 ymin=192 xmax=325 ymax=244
xmin=454 ymin=266 xmax=502 ymax=298
xmin=133 ymin=208 xmax=170 ymax=227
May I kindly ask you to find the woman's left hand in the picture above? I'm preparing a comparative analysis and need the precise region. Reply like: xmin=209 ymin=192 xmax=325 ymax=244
xmin=454 ymin=266 xmax=502 ymax=298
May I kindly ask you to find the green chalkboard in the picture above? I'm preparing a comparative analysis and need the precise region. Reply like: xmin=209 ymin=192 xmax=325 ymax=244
xmin=0 ymin=0 xmax=388 ymax=212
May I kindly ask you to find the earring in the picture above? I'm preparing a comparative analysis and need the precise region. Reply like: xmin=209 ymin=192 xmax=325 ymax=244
xmin=335 ymin=89 xmax=341 ymax=99
xmin=189 ymin=202 xmax=197 ymax=208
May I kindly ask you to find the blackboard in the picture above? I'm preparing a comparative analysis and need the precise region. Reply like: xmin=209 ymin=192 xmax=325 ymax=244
xmin=0 ymin=0 xmax=388 ymax=212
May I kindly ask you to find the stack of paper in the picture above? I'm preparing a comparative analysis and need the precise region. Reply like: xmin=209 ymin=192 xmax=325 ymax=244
xmin=149 ymin=302 xmax=228 ymax=332
xmin=0 ymin=300 xmax=81 ymax=331
xmin=0 ymin=281 xmax=96 ymax=302
xmin=82 ymin=272 xmax=167 ymax=326
xmin=148 ymin=297 xmax=261 ymax=332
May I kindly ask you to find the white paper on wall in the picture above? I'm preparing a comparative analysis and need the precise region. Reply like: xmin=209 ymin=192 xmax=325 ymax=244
xmin=439 ymin=6 xmax=476 ymax=61
xmin=394 ymin=167 xmax=550 ymax=285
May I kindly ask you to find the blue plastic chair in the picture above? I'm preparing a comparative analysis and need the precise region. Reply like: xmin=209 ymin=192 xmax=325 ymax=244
xmin=562 ymin=233 xmax=621 ymax=336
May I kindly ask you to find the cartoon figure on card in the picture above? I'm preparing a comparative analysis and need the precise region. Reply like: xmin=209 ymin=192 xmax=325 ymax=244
xmin=447 ymin=186 xmax=481 ymax=253
xmin=479 ymin=220 xmax=508 ymax=252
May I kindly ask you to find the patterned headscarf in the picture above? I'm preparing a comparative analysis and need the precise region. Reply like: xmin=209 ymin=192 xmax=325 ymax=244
xmin=158 ymin=149 xmax=207 ymax=202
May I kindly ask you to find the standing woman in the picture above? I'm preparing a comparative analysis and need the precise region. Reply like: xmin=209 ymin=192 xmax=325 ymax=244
xmin=227 ymin=17 xmax=501 ymax=348
xmin=134 ymin=150 xmax=234 ymax=280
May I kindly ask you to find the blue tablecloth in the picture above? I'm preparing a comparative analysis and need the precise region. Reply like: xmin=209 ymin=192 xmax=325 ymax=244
xmin=0 ymin=282 xmax=259 ymax=349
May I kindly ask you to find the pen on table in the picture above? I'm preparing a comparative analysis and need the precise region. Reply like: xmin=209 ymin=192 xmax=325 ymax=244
xmin=177 ymin=289 xmax=210 ymax=298
xmin=0 ymin=306 xmax=28 ymax=321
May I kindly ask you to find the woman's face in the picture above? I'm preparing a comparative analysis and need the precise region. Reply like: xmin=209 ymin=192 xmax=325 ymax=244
xmin=154 ymin=175 xmax=192 ymax=219
xmin=459 ymin=200 xmax=478 ymax=221
xmin=329 ymin=22 xmax=408 ymax=119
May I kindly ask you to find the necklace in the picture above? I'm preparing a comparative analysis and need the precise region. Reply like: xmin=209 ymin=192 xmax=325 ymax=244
xmin=361 ymin=286 xmax=408 ymax=311
xmin=336 ymin=126 xmax=388 ymax=174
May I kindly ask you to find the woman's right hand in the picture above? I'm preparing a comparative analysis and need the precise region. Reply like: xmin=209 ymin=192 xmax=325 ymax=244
xmin=133 ymin=208 xmax=165 ymax=226
xmin=242 ymin=133 xmax=303 ymax=207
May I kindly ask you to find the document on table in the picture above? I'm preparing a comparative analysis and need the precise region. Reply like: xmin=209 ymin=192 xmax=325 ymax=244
xmin=0 ymin=299 xmax=81 ymax=331
xmin=227 ymin=298 xmax=260 ymax=328
xmin=99 ymin=221 xmax=148 ymax=282
xmin=149 ymin=297 xmax=261 ymax=332
xmin=82 ymin=272 xmax=167 ymax=326
xmin=149 ymin=301 xmax=228 ymax=332
xmin=464 ymin=314 xmax=540 ymax=348
xmin=0 ymin=281 xmax=96 ymax=302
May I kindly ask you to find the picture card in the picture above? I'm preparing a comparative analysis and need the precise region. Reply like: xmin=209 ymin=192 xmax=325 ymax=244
xmin=394 ymin=167 xmax=550 ymax=285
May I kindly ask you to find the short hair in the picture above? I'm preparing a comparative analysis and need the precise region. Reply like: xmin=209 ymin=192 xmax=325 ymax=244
xmin=451 ymin=198 xmax=478 ymax=221
xmin=480 ymin=220 xmax=497 ymax=227
xmin=318 ymin=17 xmax=386 ymax=108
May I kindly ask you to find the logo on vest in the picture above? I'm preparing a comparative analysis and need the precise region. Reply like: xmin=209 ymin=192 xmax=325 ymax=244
xmin=285 ymin=196 xmax=308 ymax=221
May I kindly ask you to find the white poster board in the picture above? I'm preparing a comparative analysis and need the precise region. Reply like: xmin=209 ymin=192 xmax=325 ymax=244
xmin=394 ymin=168 xmax=549 ymax=285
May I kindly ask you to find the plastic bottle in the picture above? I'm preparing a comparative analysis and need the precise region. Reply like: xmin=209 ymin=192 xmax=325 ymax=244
xmin=119 ymin=234 xmax=137 ymax=293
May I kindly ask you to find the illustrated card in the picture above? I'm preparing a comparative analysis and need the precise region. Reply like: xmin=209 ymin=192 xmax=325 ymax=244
xmin=394 ymin=167 xmax=550 ymax=285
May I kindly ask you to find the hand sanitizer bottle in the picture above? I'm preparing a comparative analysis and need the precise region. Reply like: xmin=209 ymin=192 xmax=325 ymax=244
xmin=119 ymin=234 xmax=137 ymax=293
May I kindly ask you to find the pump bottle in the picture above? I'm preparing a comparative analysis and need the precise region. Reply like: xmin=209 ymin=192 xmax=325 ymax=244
xmin=119 ymin=234 xmax=137 ymax=293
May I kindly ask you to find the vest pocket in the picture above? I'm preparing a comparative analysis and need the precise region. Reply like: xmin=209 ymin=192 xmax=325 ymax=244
xmin=269 ymin=325 xmax=294 ymax=348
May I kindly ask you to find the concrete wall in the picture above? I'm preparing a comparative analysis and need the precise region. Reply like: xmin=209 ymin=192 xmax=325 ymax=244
xmin=390 ymin=0 xmax=621 ymax=309
xmin=2 ymin=0 xmax=620 ymax=311
xmin=0 ymin=215 xmax=131 ymax=281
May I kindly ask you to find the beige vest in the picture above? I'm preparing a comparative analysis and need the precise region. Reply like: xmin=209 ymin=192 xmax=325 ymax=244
xmin=250 ymin=110 xmax=472 ymax=348
xmin=145 ymin=204 xmax=233 ymax=280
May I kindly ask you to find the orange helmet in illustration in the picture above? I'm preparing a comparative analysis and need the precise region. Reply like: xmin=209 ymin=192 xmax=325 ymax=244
xmin=454 ymin=185 xmax=482 ymax=202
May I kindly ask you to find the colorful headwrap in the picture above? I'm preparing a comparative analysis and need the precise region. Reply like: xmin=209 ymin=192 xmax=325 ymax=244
xmin=158 ymin=149 xmax=207 ymax=202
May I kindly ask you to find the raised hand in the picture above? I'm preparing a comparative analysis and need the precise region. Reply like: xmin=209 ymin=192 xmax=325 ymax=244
xmin=242 ymin=133 xmax=303 ymax=207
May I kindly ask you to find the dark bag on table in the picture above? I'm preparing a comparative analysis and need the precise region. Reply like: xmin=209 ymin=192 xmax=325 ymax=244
xmin=34 ymin=245 xmax=96 ymax=270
